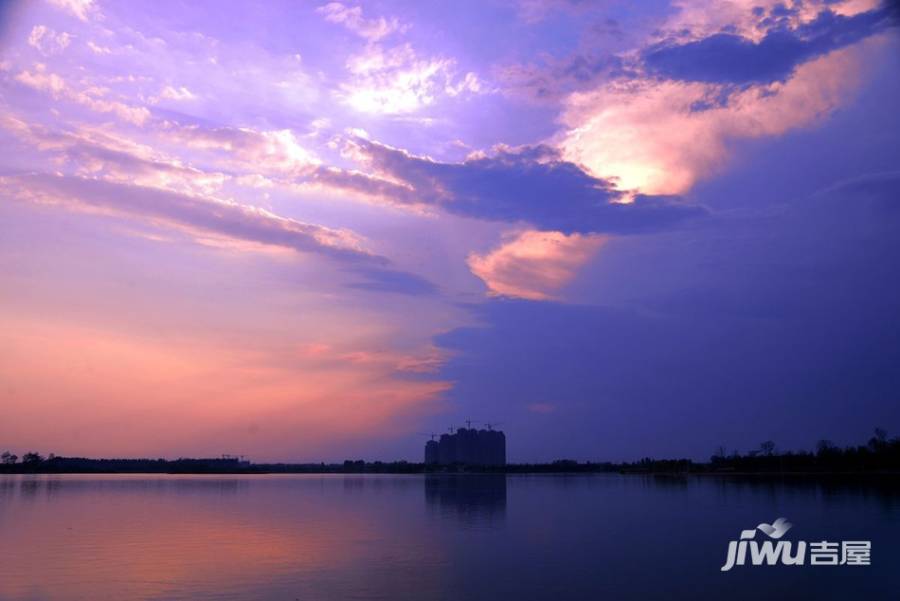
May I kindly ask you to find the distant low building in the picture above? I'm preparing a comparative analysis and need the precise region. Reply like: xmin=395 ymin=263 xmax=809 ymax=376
xmin=424 ymin=427 xmax=506 ymax=467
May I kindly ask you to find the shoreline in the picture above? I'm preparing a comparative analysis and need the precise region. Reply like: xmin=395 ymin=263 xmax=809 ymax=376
xmin=2 ymin=469 xmax=899 ymax=477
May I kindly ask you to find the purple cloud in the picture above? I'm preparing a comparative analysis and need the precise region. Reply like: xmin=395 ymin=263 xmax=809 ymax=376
xmin=644 ymin=6 xmax=895 ymax=84
xmin=1 ymin=173 xmax=380 ymax=263
xmin=314 ymin=138 xmax=706 ymax=234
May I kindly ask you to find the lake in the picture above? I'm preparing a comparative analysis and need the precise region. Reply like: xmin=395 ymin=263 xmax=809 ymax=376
xmin=0 ymin=474 xmax=897 ymax=600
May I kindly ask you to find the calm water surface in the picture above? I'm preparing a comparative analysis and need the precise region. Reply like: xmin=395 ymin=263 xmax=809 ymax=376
xmin=0 ymin=474 xmax=897 ymax=600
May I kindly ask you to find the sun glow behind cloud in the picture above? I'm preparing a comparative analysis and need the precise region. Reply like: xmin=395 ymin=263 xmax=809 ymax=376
xmin=560 ymin=23 xmax=883 ymax=194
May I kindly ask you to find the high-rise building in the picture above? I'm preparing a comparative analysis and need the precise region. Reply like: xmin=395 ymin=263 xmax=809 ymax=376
xmin=425 ymin=427 xmax=506 ymax=466
xmin=424 ymin=439 xmax=439 ymax=464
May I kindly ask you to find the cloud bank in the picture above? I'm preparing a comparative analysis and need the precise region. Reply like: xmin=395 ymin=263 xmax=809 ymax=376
xmin=315 ymin=138 xmax=706 ymax=234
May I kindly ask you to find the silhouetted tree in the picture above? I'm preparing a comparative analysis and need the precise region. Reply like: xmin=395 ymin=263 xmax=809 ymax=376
xmin=868 ymin=428 xmax=888 ymax=451
xmin=759 ymin=440 xmax=776 ymax=456
xmin=711 ymin=445 xmax=728 ymax=463
xmin=816 ymin=439 xmax=836 ymax=456
xmin=21 ymin=452 xmax=45 ymax=465
xmin=1 ymin=451 xmax=17 ymax=465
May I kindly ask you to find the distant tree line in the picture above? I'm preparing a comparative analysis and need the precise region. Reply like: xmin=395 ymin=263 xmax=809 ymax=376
xmin=703 ymin=428 xmax=900 ymax=473
xmin=0 ymin=454 xmax=259 ymax=474
xmin=2 ymin=429 xmax=898 ymax=474
xmin=610 ymin=428 xmax=900 ymax=474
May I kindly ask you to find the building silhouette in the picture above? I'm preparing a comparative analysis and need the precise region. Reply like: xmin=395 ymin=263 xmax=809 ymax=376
xmin=424 ymin=427 xmax=506 ymax=467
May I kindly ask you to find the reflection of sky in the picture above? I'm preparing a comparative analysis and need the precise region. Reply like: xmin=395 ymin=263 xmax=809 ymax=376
xmin=0 ymin=0 xmax=898 ymax=461
xmin=0 ymin=474 xmax=897 ymax=600
xmin=0 ymin=474 xmax=444 ymax=600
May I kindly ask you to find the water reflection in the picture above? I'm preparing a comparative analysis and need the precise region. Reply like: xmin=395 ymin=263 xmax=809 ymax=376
xmin=3 ymin=474 xmax=249 ymax=500
xmin=0 ymin=474 xmax=897 ymax=601
xmin=0 ymin=475 xmax=436 ymax=601
xmin=424 ymin=474 xmax=506 ymax=524
xmin=708 ymin=474 xmax=900 ymax=512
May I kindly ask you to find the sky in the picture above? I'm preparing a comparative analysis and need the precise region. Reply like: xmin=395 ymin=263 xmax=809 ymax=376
xmin=1 ymin=0 xmax=898 ymax=462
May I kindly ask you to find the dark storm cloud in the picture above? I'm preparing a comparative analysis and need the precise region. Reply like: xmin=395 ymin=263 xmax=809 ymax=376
xmin=644 ymin=6 xmax=895 ymax=84
xmin=321 ymin=139 xmax=706 ymax=235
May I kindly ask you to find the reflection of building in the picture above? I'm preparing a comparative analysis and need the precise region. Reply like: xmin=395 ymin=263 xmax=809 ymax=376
xmin=424 ymin=428 xmax=506 ymax=466
xmin=424 ymin=474 xmax=506 ymax=521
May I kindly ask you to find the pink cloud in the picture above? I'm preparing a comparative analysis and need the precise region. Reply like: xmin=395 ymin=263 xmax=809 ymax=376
xmin=467 ymin=230 xmax=606 ymax=300
xmin=316 ymin=2 xmax=407 ymax=42
xmin=15 ymin=65 xmax=150 ymax=125
xmin=0 ymin=315 xmax=450 ymax=461
xmin=0 ymin=173 xmax=376 ymax=263
xmin=560 ymin=40 xmax=877 ymax=194
xmin=662 ymin=0 xmax=881 ymax=43
xmin=27 ymin=26 xmax=72 ymax=55
xmin=48 ymin=0 xmax=96 ymax=21
xmin=299 ymin=342 xmax=447 ymax=374
xmin=1 ymin=116 xmax=228 ymax=196
xmin=161 ymin=123 xmax=320 ymax=175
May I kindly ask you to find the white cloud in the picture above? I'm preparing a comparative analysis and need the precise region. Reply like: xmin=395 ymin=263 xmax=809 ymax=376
xmin=340 ymin=43 xmax=480 ymax=114
xmin=446 ymin=72 xmax=482 ymax=97
xmin=48 ymin=0 xmax=96 ymax=21
xmin=28 ymin=26 xmax=72 ymax=55
xmin=0 ymin=172 xmax=373 ymax=262
xmin=86 ymin=40 xmax=111 ymax=54
xmin=316 ymin=3 xmax=406 ymax=42
xmin=16 ymin=65 xmax=151 ymax=125
xmin=0 ymin=116 xmax=227 ymax=196
xmin=162 ymin=124 xmax=320 ymax=175
xmin=159 ymin=85 xmax=197 ymax=102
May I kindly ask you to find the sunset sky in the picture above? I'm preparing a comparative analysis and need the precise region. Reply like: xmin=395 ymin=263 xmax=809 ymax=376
xmin=1 ymin=0 xmax=898 ymax=462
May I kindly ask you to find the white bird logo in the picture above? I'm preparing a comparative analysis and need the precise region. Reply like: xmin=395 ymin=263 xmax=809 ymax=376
xmin=757 ymin=517 xmax=792 ymax=539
